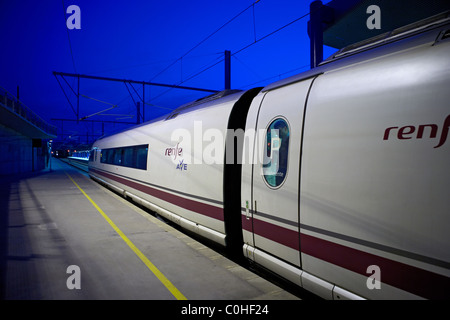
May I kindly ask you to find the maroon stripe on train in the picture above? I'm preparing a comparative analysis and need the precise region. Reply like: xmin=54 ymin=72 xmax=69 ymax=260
xmin=90 ymin=168 xmax=224 ymax=221
xmin=253 ymin=216 xmax=299 ymax=250
xmin=242 ymin=215 xmax=449 ymax=299
xmin=301 ymin=233 xmax=450 ymax=300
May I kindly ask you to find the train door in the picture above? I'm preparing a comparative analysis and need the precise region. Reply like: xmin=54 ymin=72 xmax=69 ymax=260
xmin=243 ymin=78 xmax=315 ymax=284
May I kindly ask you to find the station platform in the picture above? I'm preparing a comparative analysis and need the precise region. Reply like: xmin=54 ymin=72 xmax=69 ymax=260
xmin=0 ymin=158 xmax=301 ymax=301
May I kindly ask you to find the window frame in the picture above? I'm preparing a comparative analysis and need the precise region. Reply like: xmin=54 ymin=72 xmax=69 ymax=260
xmin=98 ymin=144 xmax=148 ymax=170
xmin=262 ymin=117 xmax=290 ymax=189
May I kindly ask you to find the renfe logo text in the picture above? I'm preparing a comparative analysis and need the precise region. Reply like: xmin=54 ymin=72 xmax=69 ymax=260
xmin=383 ymin=114 xmax=450 ymax=148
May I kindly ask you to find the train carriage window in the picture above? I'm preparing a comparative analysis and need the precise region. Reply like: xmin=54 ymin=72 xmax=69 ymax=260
xmin=263 ymin=118 xmax=290 ymax=188
xmin=98 ymin=145 xmax=148 ymax=169
xmin=135 ymin=145 xmax=148 ymax=170
xmin=113 ymin=148 xmax=123 ymax=165
xmin=107 ymin=149 xmax=115 ymax=164
xmin=122 ymin=147 xmax=134 ymax=167
xmin=102 ymin=149 xmax=108 ymax=163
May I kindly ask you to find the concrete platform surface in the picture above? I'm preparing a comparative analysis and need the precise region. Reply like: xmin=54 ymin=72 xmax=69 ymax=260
xmin=0 ymin=159 xmax=300 ymax=300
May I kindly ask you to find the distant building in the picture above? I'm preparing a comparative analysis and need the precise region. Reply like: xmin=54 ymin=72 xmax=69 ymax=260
xmin=0 ymin=86 xmax=57 ymax=175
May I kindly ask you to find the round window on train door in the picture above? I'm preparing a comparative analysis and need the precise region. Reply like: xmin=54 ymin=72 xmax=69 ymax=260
xmin=262 ymin=118 xmax=290 ymax=188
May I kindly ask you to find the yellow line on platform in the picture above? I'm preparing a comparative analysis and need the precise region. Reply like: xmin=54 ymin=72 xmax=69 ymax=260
xmin=65 ymin=171 xmax=187 ymax=300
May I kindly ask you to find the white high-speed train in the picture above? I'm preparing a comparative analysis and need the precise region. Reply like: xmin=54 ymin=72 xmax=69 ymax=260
xmin=88 ymin=13 xmax=450 ymax=299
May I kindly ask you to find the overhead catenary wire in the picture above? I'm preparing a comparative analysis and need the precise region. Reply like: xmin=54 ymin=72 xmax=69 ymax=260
xmin=150 ymin=53 xmax=225 ymax=103
xmin=70 ymin=1 xmax=313 ymax=117
xmin=233 ymin=10 xmax=312 ymax=57
xmin=60 ymin=1 xmax=316 ymax=127
xmin=62 ymin=0 xmax=77 ymax=73
xmin=150 ymin=0 xmax=262 ymax=82
xmin=79 ymin=94 xmax=118 ymax=120
xmin=80 ymin=94 xmax=117 ymax=107
xmin=85 ymin=52 xmax=222 ymax=76
xmin=150 ymin=4 xmax=313 ymax=103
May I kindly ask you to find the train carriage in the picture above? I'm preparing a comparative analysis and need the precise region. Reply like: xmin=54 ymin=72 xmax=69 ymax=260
xmin=89 ymin=12 xmax=450 ymax=299
xmin=89 ymin=88 xmax=261 ymax=247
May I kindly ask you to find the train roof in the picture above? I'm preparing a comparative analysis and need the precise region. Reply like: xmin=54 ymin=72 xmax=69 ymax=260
xmin=94 ymin=89 xmax=246 ymax=142
xmin=163 ymin=89 xmax=243 ymax=121
xmin=262 ymin=10 xmax=450 ymax=92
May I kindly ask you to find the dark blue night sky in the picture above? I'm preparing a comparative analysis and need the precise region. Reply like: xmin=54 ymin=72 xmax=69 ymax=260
xmin=0 ymin=0 xmax=335 ymax=142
